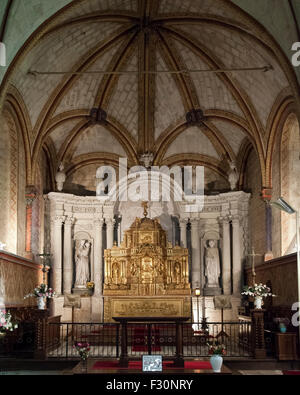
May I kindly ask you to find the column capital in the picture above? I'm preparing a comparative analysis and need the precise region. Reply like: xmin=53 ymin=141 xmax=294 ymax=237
xmin=106 ymin=218 xmax=116 ymax=227
xmin=218 ymin=215 xmax=230 ymax=224
xmin=179 ymin=218 xmax=188 ymax=225
xmin=261 ymin=188 xmax=272 ymax=202
xmin=65 ymin=216 xmax=75 ymax=226
xmin=190 ymin=218 xmax=199 ymax=227
xmin=94 ymin=218 xmax=104 ymax=227
xmin=25 ymin=186 xmax=37 ymax=207
xmin=231 ymin=215 xmax=241 ymax=224
xmin=52 ymin=215 xmax=65 ymax=226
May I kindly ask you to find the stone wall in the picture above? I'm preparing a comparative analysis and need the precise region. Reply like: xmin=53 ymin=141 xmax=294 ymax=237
xmin=271 ymin=124 xmax=282 ymax=259
xmin=244 ymin=149 xmax=266 ymax=265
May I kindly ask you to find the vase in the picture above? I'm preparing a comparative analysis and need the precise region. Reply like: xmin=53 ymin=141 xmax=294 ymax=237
xmin=210 ymin=355 xmax=223 ymax=373
xmin=0 ymin=332 xmax=6 ymax=339
xmin=254 ymin=296 xmax=263 ymax=309
xmin=37 ymin=296 xmax=46 ymax=310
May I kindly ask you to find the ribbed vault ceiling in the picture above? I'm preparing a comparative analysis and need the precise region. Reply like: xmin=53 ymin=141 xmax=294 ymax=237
xmin=5 ymin=0 xmax=296 ymax=190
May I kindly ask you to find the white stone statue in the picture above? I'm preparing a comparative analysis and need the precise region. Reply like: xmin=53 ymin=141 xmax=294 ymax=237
xmin=55 ymin=163 xmax=66 ymax=192
xmin=205 ymin=240 xmax=220 ymax=287
xmin=139 ymin=152 xmax=154 ymax=168
xmin=75 ymin=240 xmax=91 ymax=288
xmin=228 ymin=161 xmax=238 ymax=191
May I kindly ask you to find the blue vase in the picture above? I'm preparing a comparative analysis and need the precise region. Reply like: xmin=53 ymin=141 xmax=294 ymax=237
xmin=280 ymin=327 xmax=287 ymax=334
xmin=210 ymin=355 xmax=223 ymax=373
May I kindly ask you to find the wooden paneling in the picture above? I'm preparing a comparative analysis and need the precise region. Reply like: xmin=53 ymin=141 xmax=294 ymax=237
xmin=0 ymin=251 xmax=43 ymax=307
xmin=245 ymin=253 xmax=298 ymax=307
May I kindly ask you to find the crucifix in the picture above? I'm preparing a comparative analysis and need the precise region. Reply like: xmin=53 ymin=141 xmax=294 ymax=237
xmin=142 ymin=201 xmax=149 ymax=218
xmin=247 ymin=247 xmax=262 ymax=286
xmin=38 ymin=250 xmax=52 ymax=284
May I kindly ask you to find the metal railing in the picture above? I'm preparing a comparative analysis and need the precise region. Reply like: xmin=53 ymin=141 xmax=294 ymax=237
xmin=46 ymin=321 xmax=253 ymax=359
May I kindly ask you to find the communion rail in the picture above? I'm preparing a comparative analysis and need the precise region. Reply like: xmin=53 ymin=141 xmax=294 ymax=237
xmin=45 ymin=321 xmax=253 ymax=359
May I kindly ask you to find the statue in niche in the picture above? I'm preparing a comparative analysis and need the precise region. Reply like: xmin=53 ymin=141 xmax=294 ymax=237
xmin=173 ymin=261 xmax=182 ymax=285
xmin=55 ymin=163 xmax=66 ymax=192
xmin=75 ymin=240 xmax=91 ymax=288
xmin=156 ymin=260 xmax=165 ymax=276
xmin=112 ymin=261 xmax=121 ymax=285
xmin=228 ymin=161 xmax=239 ymax=191
xmin=205 ymin=240 xmax=220 ymax=287
xmin=141 ymin=256 xmax=154 ymax=283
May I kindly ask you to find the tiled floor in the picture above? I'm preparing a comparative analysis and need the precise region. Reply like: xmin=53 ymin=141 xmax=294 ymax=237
xmin=238 ymin=370 xmax=283 ymax=375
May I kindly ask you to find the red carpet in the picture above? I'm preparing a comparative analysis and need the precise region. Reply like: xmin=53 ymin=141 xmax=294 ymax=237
xmin=93 ymin=360 xmax=212 ymax=370
xmin=283 ymin=371 xmax=300 ymax=375
xmin=132 ymin=326 xmax=161 ymax=352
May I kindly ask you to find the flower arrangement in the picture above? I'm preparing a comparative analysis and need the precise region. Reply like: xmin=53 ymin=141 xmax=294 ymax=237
xmin=207 ymin=341 xmax=226 ymax=356
xmin=24 ymin=284 xmax=56 ymax=300
xmin=86 ymin=282 xmax=95 ymax=290
xmin=241 ymin=283 xmax=275 ymax=298
xmin=74 ymin=342 xmax=90 ymax=360
xmin=0 ymin=309 xmax=18 ymax=334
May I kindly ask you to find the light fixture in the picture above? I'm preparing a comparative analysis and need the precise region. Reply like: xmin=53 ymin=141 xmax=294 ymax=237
xmin=270 ymin=197 xmax=296 ymax=214
xmin=0 ymin=42 xmax=6 ymax=67
xmin=195 ymin=289 xmax=201 ymax=297
xmin=270 ymin=197 xmax=300 ymax=349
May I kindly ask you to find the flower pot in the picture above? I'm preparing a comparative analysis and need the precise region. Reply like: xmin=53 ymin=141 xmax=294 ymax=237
xmin=37 ymin=296 xmax=46 ymax=310
xmin=210 ymin=355 xmax=223 ymax=373
xmin=254 ymin=296 xmax=263 ymax=309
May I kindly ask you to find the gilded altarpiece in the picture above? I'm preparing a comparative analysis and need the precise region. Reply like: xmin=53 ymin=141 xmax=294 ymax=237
xmin=103 ymin=215 xmax=191 ymax=321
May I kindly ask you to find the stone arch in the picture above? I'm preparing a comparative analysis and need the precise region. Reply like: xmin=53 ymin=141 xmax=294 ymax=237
xmin=280 ymin=113 xmax=300 ymax=255
xmin=0 ymin=113 xmax=11 ymax=250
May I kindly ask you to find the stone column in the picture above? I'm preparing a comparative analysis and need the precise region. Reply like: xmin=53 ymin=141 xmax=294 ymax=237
xmin=264 ymin=201 xmax=274 ymax=261
xmin=117 ymin=217 xmax=122 ymax=246
xmin=25 ymin=187 xmax=37 ymax=260
xmin=63 ymin=216 xmax=74 ymax=295
xmin=232 ymin=215 xmax=242 ymax=295
xmin=179 ymin=219 xmax=187 ymax=248
xmin=106 ymin=219 xmax=115 ymax=249
xmin=190 ymin=219 xmax=200 ymax=289
xmin=94 ymin=219 xmax=104 ymax=296
xmin=51 ymin=216 xmax=65 ymax=295
xmin=220 ymin=216 xmax=231 ymax=295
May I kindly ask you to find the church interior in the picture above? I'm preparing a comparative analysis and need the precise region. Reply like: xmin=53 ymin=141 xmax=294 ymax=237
xmin=0 ymin=0 xmax=300 ymax=377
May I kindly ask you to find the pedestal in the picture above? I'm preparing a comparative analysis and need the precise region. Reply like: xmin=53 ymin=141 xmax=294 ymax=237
xmin=204 ymin=287 xmax=222 ymax=296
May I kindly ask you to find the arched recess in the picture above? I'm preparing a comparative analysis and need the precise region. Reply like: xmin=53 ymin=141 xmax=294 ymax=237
xmin=280 ymin=113 xmax=300 ymax=255
xmin=0 ymin=110 xmax=26 ymax=255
